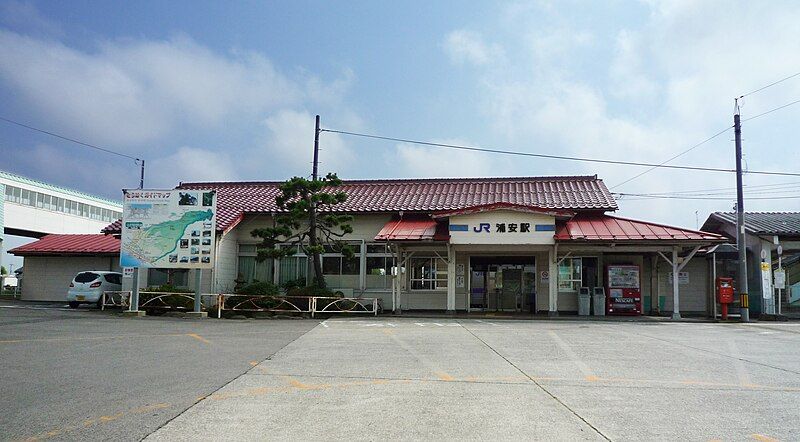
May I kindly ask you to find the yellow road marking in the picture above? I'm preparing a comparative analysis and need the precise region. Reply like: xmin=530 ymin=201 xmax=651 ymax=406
xmin=186 ymin=333 xmax=211 ymax=345
xmin=751 ymin=434 xmax=780 ymax=442
xmin=249 ymin=361 xmax=259 ymax=367
xmin=21 ymin=402 xmax=173 ymax=441
xmin=435 ymin=371 xmax=455 ymax=381
xmin=585 ymin=375 xmax=600 ymax=382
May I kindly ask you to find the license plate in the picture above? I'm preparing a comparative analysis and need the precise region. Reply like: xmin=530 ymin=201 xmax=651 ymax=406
xmin=76 ymin=295 xmax=85 ymax=301
xmin=617 ymin=297 xmax=633 ymax=303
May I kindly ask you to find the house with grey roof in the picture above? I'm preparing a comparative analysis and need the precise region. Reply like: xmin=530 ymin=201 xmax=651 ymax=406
xmin=702 ymin=212 xmax=800 ymax=316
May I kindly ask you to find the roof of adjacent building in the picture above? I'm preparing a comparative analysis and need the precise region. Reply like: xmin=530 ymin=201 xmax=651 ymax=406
xmin=702 ymin=212 xmax=800 ymax=237
xmin=9 ymin=234 xmax=120 ymax=256
xmin=555 ymin=213 xmax=725 ymax=242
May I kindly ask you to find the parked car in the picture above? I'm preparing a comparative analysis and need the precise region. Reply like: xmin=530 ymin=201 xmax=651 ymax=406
xmin=67 ymin=271 xmax=122 ymax=308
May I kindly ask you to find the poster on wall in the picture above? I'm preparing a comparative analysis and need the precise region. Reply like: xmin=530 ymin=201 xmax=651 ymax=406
xmin=607 ymin=266 xmax=640 ymax=288
xmin=120 ymin=189 xmax=216 ymax=269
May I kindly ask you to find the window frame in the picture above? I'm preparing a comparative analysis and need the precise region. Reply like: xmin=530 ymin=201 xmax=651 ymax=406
xmin=408 ymin=256 xmax=448 ymax=291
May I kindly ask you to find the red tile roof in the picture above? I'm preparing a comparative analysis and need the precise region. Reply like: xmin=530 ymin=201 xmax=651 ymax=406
xmin=9 ymin=234 xmax=120 ymax=256
xmin=375 ymin=216 xmax=450 ymax=241
xmin=555 ymin=214 xmax=725 ymax=242
xmin=102 ymin=176 xmax=616 ymax=233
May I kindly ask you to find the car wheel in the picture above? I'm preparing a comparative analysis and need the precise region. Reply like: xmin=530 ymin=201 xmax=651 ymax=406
xmin=68 ymin=301 xmax=80 ymax=309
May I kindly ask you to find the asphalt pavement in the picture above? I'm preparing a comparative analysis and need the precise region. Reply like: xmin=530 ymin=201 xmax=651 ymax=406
xmin=2 ymin=304 xmax=799 ymax=441
xmin=0 ymin=303 xmax=317 ymax=441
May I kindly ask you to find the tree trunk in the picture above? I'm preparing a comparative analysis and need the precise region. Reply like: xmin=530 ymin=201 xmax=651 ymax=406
xmin=307 ymin=199 xmax=326 ymax=288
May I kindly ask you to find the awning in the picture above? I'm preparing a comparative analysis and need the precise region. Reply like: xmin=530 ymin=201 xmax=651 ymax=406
xmin=375 ymin=216 xmax=449 ymax=241
xmin=555 ymin=214 xmax=725 ymax=242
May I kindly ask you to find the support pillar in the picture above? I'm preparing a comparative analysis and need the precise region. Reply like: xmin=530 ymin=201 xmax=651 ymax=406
xmin=548 ymin=246 xmax=558 ymax=316
xmin=446 ymin=244 xmax=456 ymax=313
xmin=671 ymin=248 xmax=680 ymax=320
xmin=650 ymin=254 xmax=659 ymax=315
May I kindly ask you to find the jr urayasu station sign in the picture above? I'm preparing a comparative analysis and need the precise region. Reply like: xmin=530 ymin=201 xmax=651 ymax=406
xmin=120 ymin=189 xmax=216 ymax=269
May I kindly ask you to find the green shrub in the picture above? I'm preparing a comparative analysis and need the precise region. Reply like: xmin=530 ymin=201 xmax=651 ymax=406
xmin=281 ymin=278 xmax=306 ymax=291
xmin=236 ymin=281 xmax=280 ymax=296
xmin=145 ymin=284 xmax=193 ymax=293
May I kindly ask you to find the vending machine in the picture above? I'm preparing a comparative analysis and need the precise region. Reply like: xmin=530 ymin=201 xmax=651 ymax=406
xmin=605 ymin=265 xmax=642 ymax=315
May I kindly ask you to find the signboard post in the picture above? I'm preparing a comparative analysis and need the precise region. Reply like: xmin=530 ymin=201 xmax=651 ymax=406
xmin=121 ymin=189 xmax=216 ymax=316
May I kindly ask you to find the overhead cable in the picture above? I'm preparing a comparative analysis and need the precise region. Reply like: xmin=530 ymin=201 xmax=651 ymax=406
xmin=321 ymin=128 xmax=800 ymax=178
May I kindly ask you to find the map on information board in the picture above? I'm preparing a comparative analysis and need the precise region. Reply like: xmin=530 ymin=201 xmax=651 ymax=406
xmin=120 ymin=189 xmax=216 ymax=269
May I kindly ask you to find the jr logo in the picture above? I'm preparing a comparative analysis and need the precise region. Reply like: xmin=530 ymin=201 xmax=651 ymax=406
xmin=473 ymin=223 xmax=490 ymax=233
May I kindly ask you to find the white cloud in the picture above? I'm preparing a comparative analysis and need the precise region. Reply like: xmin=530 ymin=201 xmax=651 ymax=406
xmin=390 ymin=139 xmax=514 ymax=178
xmin=442 ymin=1 xmax=800 ymax=227
xmin=0 ymin=31 xmax=305 ymax=148
xmin=148 ymin=146 xmax=239 ymax=187
xmin=442 ymin=30 xmax=502 ymax=66
xmin=258 ymin=109 xmax=353 ymax=177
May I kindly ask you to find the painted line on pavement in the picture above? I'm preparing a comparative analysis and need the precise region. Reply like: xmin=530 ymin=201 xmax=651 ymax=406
xmin=547 ymin=330 xmax=598 ymax=381
xmin=186 ymin=333 xmax=212 ymax=345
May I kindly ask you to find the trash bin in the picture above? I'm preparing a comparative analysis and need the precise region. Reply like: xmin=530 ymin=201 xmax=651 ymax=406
xmin=578 ymin=287 xmax=591 ymax=316
xmin=592 ymin=287 xmax=606 ymax=316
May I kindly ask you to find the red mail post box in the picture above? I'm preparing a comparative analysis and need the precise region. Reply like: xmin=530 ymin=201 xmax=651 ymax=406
xmin=716 ymin=277 xmax=734 ymax=320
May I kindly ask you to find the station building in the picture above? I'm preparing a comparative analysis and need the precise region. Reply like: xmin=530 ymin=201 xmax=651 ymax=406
xmin=96 ymin=175 xmax=725 ymax=318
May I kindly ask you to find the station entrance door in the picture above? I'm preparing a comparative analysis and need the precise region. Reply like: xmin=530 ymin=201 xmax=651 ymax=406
xmin=470 ymin=256 xmax=536 ymax=312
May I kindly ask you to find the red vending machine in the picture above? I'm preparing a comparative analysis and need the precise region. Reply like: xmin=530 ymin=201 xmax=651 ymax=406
xmin=605 ymin=265 xmax=642 ymax=315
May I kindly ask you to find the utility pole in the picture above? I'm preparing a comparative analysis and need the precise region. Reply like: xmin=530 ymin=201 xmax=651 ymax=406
xmin=734 ymin=103 xmax=750 ymax=322
xmin=129 ymin=159 xmax=146 ymax=315
xmin=308 ymin=115 xmax=324 ymax=287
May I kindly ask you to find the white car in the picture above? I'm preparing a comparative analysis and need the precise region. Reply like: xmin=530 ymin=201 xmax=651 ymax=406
xmin=67 ymin=271 xmax=122 ymax=308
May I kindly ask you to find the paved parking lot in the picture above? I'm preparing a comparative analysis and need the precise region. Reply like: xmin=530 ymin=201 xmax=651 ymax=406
xmin=2 ymin=305 xmax=799 ymax=441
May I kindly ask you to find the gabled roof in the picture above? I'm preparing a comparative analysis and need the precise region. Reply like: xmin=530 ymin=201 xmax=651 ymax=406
xmin=9 ymin=234 xmax=120 ymax=256
xmin=556 ymin=214 xmax=725 ymax=242
xmin=431 ymin=202 xmax=574 ymax=219
xmin=105 ymin=176 xmax=617 ymax=233
xmin=702 ymin=212 xmax=800 ymax=237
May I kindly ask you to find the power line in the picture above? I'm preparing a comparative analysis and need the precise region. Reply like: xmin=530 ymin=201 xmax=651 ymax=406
xmin=742 ymin=98 xmax=800 ymax=122
xmin=615 ymin=192 xmax=800 ymax=201
xmin=0 ymin=116 xmax=140 ymax=162
xmin=739 ymin=71 xmax=800 ymax=98
xmin=609 ymin=126 xmax=731 ymax=189
xmin=321 ymin=127 xmax=800 ymax=178
xmin=637 ymin=180 xmax=800 ymax=196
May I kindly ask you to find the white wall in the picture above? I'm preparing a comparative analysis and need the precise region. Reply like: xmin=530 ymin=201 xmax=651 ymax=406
xmin=449 ymin=210 xmax=555 ymax=245
xmin=658 ymin=258 xmax=708 ymax=314
xmin=22 ymin=256 xmax=120 ymax=302
xmin=4 ymin=203 xmax=113 ymax=235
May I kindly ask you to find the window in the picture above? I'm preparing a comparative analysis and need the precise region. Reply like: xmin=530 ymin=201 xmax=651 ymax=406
xmin=36 ymin=192 xmax=45 ymax=208
xmin=275 ymin=245 xmax=308 ymax=285
xmin=409 ymin=257 xmax=448 ymax=291
xmin=321 ymin=243 xmax=361 ymax=289
xmin=558 ymin=257 xmax=582 ymax=292
xmin=237 ymin=244 xmax=274 ymax=284
xmin=365 ymin=243 xmax=394 ymax=289
xmin=104 ymin=274 xmax=122 ymax=285
xmin=20 ymin=189 xmax=31 ymax=205
xmin=74 ymin=272 xmax=100 ymax=283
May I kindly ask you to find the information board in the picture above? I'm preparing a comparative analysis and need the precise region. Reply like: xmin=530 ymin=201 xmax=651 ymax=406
xmin=120 ymin=189 xmax=216 ymax=269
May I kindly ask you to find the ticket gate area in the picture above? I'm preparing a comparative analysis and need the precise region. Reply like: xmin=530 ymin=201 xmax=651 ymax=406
xmin=470 ymin=257 xmax=536 ymax=312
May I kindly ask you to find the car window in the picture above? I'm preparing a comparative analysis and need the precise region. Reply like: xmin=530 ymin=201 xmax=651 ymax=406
xmin=75 ymin=272 xmax=100 ymax=283
xmin=104 ymin=274 xmax=121 ymax=285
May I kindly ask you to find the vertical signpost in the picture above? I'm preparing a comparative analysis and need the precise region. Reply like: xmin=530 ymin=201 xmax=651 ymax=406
xmin=120 ymin=189 xmax=216 ymax=317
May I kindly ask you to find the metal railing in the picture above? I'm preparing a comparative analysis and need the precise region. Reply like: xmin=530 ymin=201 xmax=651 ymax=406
xmin=103 ymin=291 xmax=381 ymax=318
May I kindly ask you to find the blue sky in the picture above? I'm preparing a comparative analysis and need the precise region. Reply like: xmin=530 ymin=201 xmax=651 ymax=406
xmin=2 ymin=0 xmax=800 ymax=267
